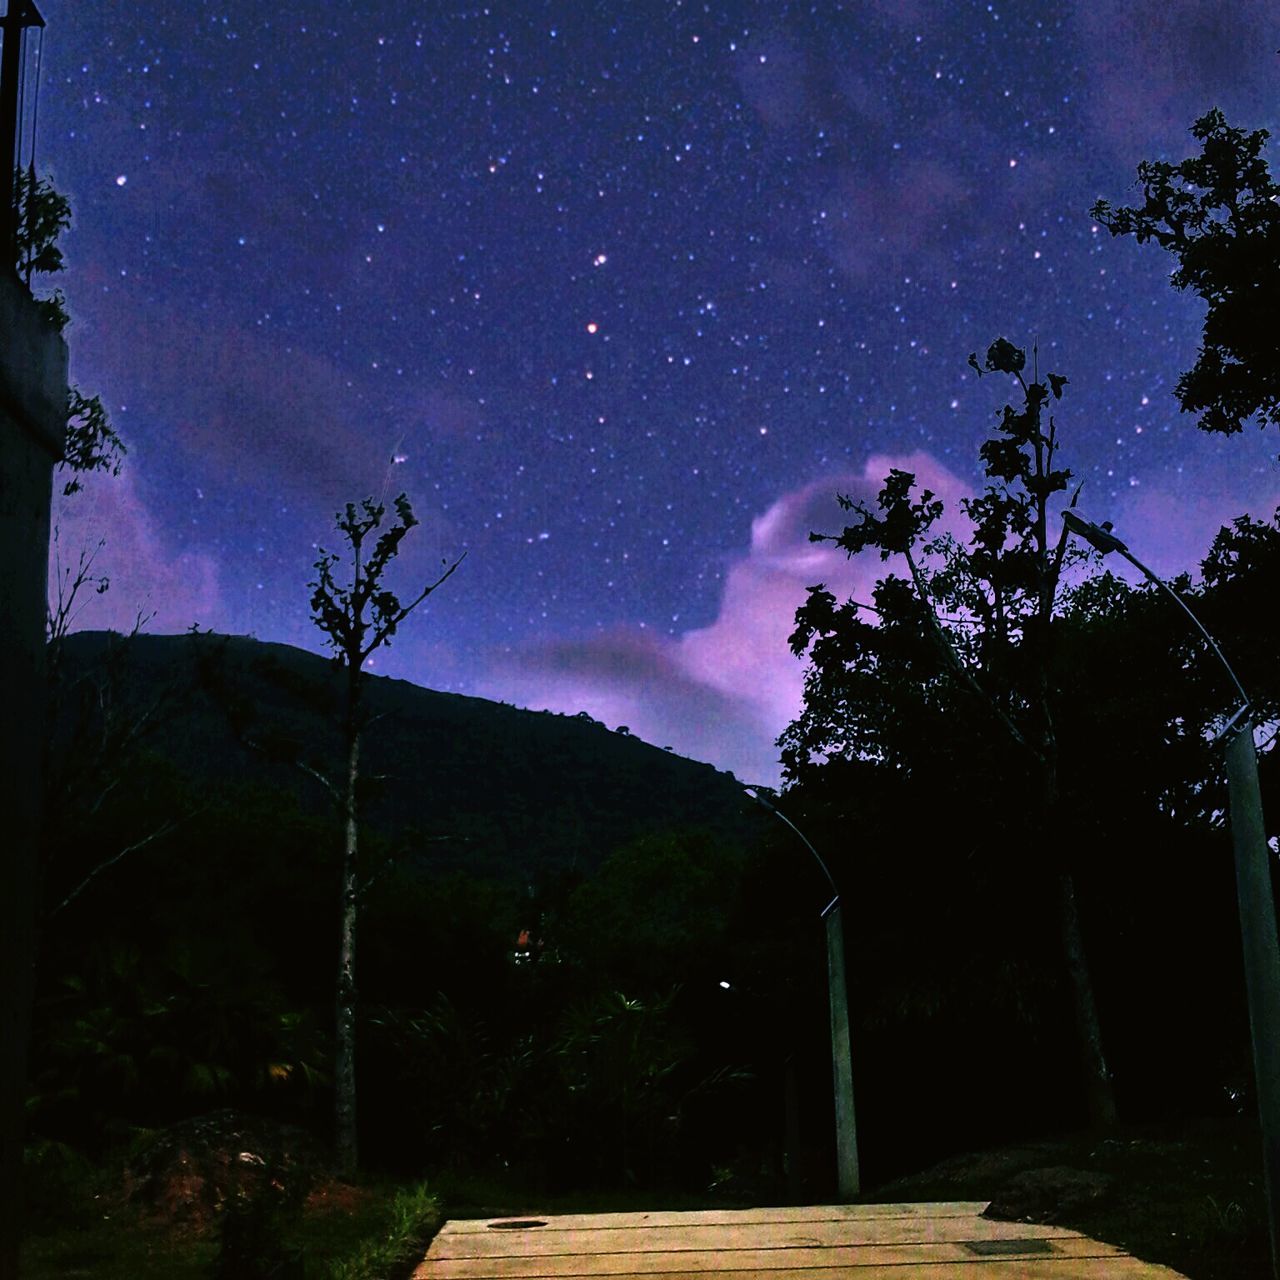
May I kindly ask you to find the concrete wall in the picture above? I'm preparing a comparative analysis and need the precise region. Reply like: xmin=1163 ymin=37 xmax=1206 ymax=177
xmin=0 ymin=269 xmax=67 ymax=1280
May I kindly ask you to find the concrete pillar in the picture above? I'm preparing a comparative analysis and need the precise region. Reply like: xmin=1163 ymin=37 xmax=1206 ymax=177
xmin=0 ymin=269 xmax=67 ymax=1280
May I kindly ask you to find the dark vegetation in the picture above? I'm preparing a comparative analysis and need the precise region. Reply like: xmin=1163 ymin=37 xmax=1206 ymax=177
xmin=33 ymin=631 xmax=768 ymax=1180
xmin=25 ymin=529 xmax=1280 ymax=1276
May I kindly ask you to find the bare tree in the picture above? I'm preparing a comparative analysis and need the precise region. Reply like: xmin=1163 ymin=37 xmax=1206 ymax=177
xmin=308 ymin=493 xmax=463 ymax=1174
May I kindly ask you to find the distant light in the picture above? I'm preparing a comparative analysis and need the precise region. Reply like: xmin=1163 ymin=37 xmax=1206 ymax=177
xmin=586 ymin=321 xmax=598 ymax=333
xmin=719 ymin=981 xmax=731 ymax=990
xmin=593 ymin=252 xmax=608 ymax=266
xmin=115 ymin=174 xmax=127 ymax=186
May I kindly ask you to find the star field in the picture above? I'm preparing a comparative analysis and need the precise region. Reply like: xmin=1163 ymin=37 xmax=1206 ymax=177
xmin=37 ymin=0 xmax=1280 ymax=783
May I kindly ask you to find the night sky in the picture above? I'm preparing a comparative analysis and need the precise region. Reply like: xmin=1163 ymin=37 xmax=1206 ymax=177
xmin=33 ymin=1 xmax=1280 ymax=784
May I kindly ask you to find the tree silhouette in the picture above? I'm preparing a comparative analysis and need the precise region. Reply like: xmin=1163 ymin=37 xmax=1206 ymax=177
xmin=784 ymin=339 xmax=1119 ymax=1129
xmin=15 ymin=168 xmax=125 ymax=488
xmin=1092 ymin=109 xmax=1280 ymax=437
xmin=308 ymin=493 xmax=462 ymax=1174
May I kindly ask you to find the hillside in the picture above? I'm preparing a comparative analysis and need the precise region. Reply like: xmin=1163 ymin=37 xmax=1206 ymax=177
xmin=51 ymin=630 xmax=761 ymax=883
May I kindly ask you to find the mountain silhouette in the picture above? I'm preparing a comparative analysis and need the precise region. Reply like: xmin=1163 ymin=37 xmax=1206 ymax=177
xmin=52 ymin=630 xmax=759 ymax=883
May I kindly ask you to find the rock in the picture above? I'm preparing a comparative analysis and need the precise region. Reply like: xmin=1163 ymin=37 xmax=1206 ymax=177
xmin=984 ymin=1165 xmax=1115 ymax=1223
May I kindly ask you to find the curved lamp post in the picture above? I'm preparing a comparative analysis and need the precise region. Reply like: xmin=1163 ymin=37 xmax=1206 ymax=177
xmin=1063 ymin=510 xmax=1280 ymax=1280
xmin=744 ymin=787 xmax=859 ymax=1200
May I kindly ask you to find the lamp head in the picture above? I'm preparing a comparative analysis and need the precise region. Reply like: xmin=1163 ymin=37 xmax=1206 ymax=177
xmin=1062 ymin=509 xmax=1128 ymax=555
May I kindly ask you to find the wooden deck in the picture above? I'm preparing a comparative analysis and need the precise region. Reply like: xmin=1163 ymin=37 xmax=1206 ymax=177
xmin=412 ymin=1202 xmax=1190 ymax=1278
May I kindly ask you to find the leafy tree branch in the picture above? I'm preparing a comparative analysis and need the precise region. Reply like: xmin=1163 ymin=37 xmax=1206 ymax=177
xmin=1092 ymin=108 xmax=1280 ymax=436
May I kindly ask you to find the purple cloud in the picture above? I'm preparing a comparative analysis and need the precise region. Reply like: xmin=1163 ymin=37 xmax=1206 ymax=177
xmin=479 ymin=451 xmax=974 ymax=785
xmin=51 ymin=469 xmax=222 ymax=634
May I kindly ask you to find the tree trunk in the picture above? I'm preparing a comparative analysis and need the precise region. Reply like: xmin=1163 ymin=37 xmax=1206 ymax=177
xmin=1043 ymin=760 xmax=1116 ymax=1130
xmin=1029 ymin=466 xmax=1117 ymax=1133
xmin=334 ymin=721 xmax=360 ymax=1175
xmin=1057 ymin=869 xmax=1118 ymax=1129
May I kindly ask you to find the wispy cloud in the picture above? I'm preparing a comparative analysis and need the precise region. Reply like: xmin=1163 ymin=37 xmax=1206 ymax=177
xmin=51 ymin=469 xmax=222 ymax=634
xmin=478 ymin=452 xmax=972 ymax=785
xmin=1071 ymin=1 xmax=1277 ymax=160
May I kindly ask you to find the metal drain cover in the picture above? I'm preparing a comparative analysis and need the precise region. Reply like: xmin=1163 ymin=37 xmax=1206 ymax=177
xmin=487 ymin=1219 xmax=547 ymax=1230
xmin=964 ymin=1238 xmax=1055 ymax=1256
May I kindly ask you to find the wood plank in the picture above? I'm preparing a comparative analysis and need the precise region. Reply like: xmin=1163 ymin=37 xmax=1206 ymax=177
xmin=429 ymin=1217 xmax=1083 ymax=1260
xmin=414 ymin=1204 xmax=1194 ymax=1279
xmin=417 ymin=1263 xmax=1190 ymax=1280
xmin=424 ymin=1236 xmax=1125 ymax=1277
xmin=439 ymin=1203 xmax=992 ymax=1234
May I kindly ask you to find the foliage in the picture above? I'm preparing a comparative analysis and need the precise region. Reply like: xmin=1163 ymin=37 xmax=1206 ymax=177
xmin=558 ymin=828 xmax=747 ymax=990
xmin=356 ymin=829 xmax=761 ymax=1186
xmin=309 ymin=495 xmax=461 ymax=669
xmin=13 ymin=169 xmax=126 ymax=495
xmin=365 ymin=995 xmax=525 ymax=1168
xmin=60 ymin=387 xmax=126 ymax=497
xmin=20 ymin=1139 xmax=96 ymax=1230
xmin=1092 ymin=108 xmax=1280 ymax=435
xmin=784 ymin=337 xmax=1085 ymax=785
xmin=785 ymin=339 xmax=1138 ymax=1128
xmin=13 ymin=165 xmax=70 ymax=326
xmin=549 ymin=988 xmax=746 ymax=1186
xmin=29 ymin=939 xmax=328 ymax=1145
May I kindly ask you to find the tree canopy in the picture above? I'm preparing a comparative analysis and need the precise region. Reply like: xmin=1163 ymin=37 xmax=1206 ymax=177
xmin=783 ymin=338 xmax=1085 ymax=785
xmin=1092 ymin=109 xmax=1280 ymax=437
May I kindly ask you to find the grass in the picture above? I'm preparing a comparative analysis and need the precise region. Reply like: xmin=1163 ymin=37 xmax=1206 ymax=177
xmin=321 ymin=1182 xmax=441 ymax=1280
xmin=22 ymin=1219 xmax=216 ymax=1280
xmin=20 ymin=1173 xmax=441 ymax=1280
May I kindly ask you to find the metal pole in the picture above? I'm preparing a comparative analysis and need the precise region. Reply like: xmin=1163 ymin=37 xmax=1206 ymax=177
xmin=0 ymin=1 xmax=25 ymax=264
xmin=1225 ymin=718 xmax=1280 ymax=1280
xmin=824 ymin=899 xmax=860 ymax=1199
xmin=744 ymin=789 xmax=860 ymax=1198
xmin=0 ymin=0 xmax=44 ymax=273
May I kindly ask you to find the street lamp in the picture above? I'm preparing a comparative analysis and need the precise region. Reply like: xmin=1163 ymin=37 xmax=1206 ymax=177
xmin=1063 ymin=509 xmax=1280 ymax=1280
xmin=744 ymin=787 xmax=859 ymax=1200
